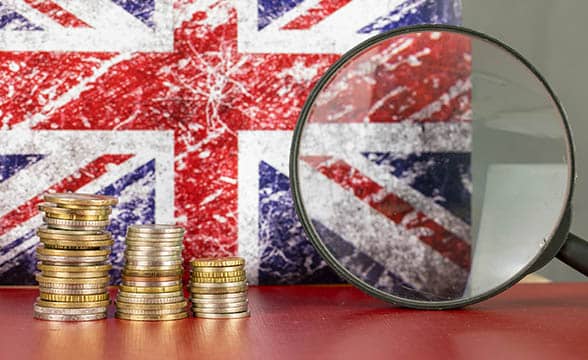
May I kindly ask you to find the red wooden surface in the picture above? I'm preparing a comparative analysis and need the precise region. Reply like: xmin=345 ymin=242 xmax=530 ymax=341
xmin=0 ymin=284 xmax=587 ymax=360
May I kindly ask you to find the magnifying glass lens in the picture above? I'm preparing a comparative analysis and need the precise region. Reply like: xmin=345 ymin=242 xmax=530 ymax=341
xmin=293 ymin=28 xmax=572 ymax=306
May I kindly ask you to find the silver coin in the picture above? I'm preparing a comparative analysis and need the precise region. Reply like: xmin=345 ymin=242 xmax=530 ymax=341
xmin=193 ymin=310 xmax=250 ymax=319
xmin=190 ymin=291 xmax=248 ymax=300
xmin=126 ymin=232 xmax=184 ymax=240
xmin=116 ymin=295 xmax=186 ymax=304
xmin=43 ymin=217 xmax=109 ymax=230
xmin=192 ymin=300 xmax=248 ymax=309
xmin=125 ymin=250 xmax=182 ymax=257
xmin=125 ymin=259 xmax=182 ymax=267
xmin=122 ymin=280 xmax=182 ymax=287
xmin=192 ymin=304 xmax=249 ymax=314
xmin=190 ymin=281 xmax=248 ymax=288
xmin=115 ymin=307 xmax=187 ymax=316
xmin=117 ymin=290 xmax=184 ymax=298
xmin=124 ymin=255 xmax=183 ymax=262
xmin=37 ymin=254 xmax=109 ymax=264
xmin=191 ymin=295 xmax=248 ymax=304
xmin=36 ymin=281 xmax=110 ymax=290
xmin=34 ymin=303 xmax=107 ymax=315
xmin=125 ymin=241 xmax=183 ymax=249
xmin=34 ymin=311 xmax=107 ymax=321
xmin=127 ymin=224 xmax=184 ymax=234
xmin=39 ymin=286 xmax=108 ymax=295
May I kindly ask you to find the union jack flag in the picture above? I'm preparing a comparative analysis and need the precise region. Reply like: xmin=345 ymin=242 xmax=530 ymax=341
xmin=0 ymin=0 xmax=463 ymax=286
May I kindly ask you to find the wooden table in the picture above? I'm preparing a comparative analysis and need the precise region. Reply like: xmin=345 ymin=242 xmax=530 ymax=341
xmin=0 ymin=284 xmax=587 ymax=359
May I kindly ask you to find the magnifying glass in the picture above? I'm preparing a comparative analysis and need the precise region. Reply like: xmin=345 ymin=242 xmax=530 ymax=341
xmin=290 ymin=25 xmax=588 ymax=309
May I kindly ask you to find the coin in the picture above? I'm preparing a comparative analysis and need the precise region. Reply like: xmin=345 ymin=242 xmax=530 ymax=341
xmin=122 ymin=269 xmax=183 ymax=277
xmin=125 ymin=250 xmax=181 ymax=257
xmin=36 ymin=274 xmax=110 ymax=284
xmin=39 ymin=293 xmax=110 ymax=302
xmin=122 ymin=280 xmax=182 ymax=287
xmin=44 ymin=193 xmax=118 ymax=207
xmin=115 ymin=312 xmax=187 ymax=321
xmin=116 ymin=295 xmax=186 ymax=305
xmin=191 ymin=294 xmax=248 ymax=304
xmin=125 ymin=232 xmax=184 ymax=239
xmin=191 ymin=265 xmax=244 ymax=273
xmin=190 ymin=285 xmax=248 ymax=294
xmin=34 ymin=311 xmax=107 ymax=321
xmin=191 ymin=257 xmax=245 ymax=267
xmin=37 ymin=231 xmax=111 ymax=242
xmin=125 ymin=240 xmax=183 ymax=248
xmin=121 ymin=275 xmax=180 ymax=282
xmin=39 ymin=286 xmax=108 ymax=295
xmin=37 ymin=263 xmax=112 ymax=273
xmin=35 ymin=298 xmax=110 ymax=308
xmin=37 ymin=246 xmax=110 ymax=257
xmin=192 ymin=304 xmax=249 ymax=314
xmin=40 ymin=271 xmax=110 ymax=279
xmin=34 ymin=303 xmax=107 ymax=315
xmin=190 ymin=291 xmax=248 ymax=300
xmin=193 ymin=311 xmax=250 ymax=319
xmin=119 ymin=284 xmax=182 ymax=293
xmin=117 ymin=291 xmax=184 ymax=299
xmin=125 ymin=259 xmax=182 ymax=267
xmin=39 ymin=238 xmax=114 ymax=249
xmin=39 ymin=203 xmax=111 ymax=218
xmin=124 ymin=265 xmax=183 ymax=272
xmin=116 ymin=308 xmax=187 ymax=316
xmin=37 ymin=254 xmax=109 ymax=264
xmin=127 ymin=224 xmax=184 ymax=234
xmin=37 ymin=226 xmax=110 ymax=238
xmin=191 ymin=270 xmax=246 ymax=278
xmin=192 ymin=300 xmax=248 ymax=308
xmin=115 ymin=300 xmax=187 ymax=310
xmin=190 ymin=276 xmax=247 ymax=283
xmin=43 ymin=217 xmax=110 ymax=230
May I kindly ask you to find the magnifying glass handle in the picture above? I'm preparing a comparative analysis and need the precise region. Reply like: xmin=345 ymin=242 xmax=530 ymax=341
xmin=557 ymin=233 xmax=588 ymax=276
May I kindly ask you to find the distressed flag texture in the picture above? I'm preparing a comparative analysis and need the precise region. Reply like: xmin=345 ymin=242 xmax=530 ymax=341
xmin=0 ymin=0 xmax=463 ymax=286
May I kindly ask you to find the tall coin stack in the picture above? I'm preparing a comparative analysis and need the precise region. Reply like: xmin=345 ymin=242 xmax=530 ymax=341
xmin=115 ymin=225 xmax=188 ymax=321
xmin=190 ymin=257 xmax=250 ymax=319
xmin=34 ymin=193 xmax=117 ymax=321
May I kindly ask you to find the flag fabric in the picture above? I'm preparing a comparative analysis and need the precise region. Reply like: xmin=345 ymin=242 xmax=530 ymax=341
xmin=0 ymin=0 xmax=462 ymax=285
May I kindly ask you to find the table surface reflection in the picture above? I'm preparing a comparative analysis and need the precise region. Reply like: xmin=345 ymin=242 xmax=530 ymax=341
xmin=0 ymin=284 xmax=587 ymax=360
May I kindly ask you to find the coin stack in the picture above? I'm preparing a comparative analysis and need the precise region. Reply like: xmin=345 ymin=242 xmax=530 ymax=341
xmin=115 ymin=224 xmax=188 ymax=321
xmin=190 ymin=257 xmax=250 ymax=319
xmin=34 ymin=193 xmax=117 ymax=321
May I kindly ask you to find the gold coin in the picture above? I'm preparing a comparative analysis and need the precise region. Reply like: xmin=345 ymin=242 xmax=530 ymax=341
xmin=36 ymin=255 xmax=109 ymax=265
xmin=37 ymin=263 xmax=112 ymax=273
xmin=127 ymin=224 xmax=184 ymax=235
xmin=39 ymin=203 xmax=111 ymax=216
xmin=116 ymin=300 xmax=187 ymax=311
xmin=115 ymin=312 xmax=187 ymax=321
xmin=191 ymin=270 xmax=245 ymax=278
xmin=122 ymin=269 xmax=183 ymax=277
xmin=119 ymin=284 xmax=182 ymax=293
xmin=44 ymin=193 xmax=118 ymax=207
xmin=44 ymin=212 xmax=110 ymax=222
xmin=37 ymin=246 xmax=110 ymax=257
xmin=193 ymin=310 xmax=250 ymax=319
xmin=191 ymin=257 xmax=245 ymax=267
xmin=190 ymin=276 xmax=247 ymax=283
xmin=40 ymin=239 xmax=114 ymax=249
xmin=41 ymin=271 xmax=110 ymax=279
xmin=191 ymin=265 xmax=244 ymax=273
xmin=36 ymin=274 xmax=109 ymax=284
xmin=191 ymin=294 xmax=248 ymax=304
xmin=36 ymin=279 xmax=109 ymax=290
xmin=39 ymin=292 xmax=109 ymax=302
xmin=35 ymin=298 xmax=110 ymax=308
xmin=124 ymin=265 xmax=183 ymax=272
xmin=124 ymin=250 xmax=181 ymax=257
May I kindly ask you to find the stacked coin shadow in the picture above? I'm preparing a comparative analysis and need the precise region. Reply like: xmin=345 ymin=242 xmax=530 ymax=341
xmin=34 ymin=193 xmax=117 ymax=321
xmin=190 ymin=257 xmax=250 ymax=319
xmin=115 ymin=225 xmax=188 ymax=321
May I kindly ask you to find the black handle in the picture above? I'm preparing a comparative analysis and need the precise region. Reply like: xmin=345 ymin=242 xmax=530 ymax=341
xmin=556 ymin=232 xmax=588 ymax=276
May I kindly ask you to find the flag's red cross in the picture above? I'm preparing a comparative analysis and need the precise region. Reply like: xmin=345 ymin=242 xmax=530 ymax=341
xmin=0 ymin=2 xmax=467 ymax=263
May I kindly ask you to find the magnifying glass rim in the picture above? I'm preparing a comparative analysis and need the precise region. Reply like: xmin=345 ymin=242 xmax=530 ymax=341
xmin=289 ymin=24 xmax=576 ymax=309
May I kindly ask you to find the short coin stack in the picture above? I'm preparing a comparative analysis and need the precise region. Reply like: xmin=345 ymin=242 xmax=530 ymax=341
xmin=115 ymin=224 xmax=188 ymax=321
xmin=190 ymin=257 xmax=250 ymax=319
xmin=34 ymin=193 xmax=117 ymax=321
